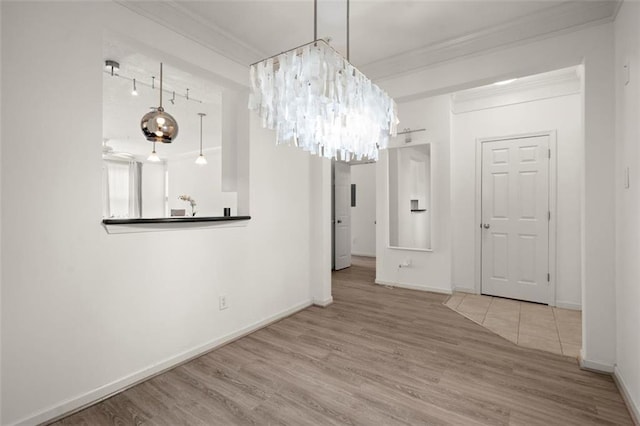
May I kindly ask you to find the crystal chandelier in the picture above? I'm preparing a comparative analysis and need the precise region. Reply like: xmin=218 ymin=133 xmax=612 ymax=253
xmin=248 ymin=0 xmax=398 ymax=162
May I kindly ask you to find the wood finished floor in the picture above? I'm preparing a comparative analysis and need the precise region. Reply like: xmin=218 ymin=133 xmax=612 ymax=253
xmin=52 ymin=257 xmax=633 ymax=425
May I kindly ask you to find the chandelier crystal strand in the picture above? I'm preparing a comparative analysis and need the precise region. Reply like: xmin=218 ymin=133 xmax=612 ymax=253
xmin=249 ymin=40 xmax=398 ymax=161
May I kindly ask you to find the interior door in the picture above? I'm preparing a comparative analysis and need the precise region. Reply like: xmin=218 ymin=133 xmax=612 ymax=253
xmin=334 ymin=161 xmax=351 ymax=270
xmin=481 ymin=135 xmax=550 ymax=304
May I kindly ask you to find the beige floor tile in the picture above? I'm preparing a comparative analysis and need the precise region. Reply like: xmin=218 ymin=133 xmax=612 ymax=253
xmin=484 ymin=315 xmax=519 ymax=334
xmin=457 ymin=310 xmax=486 ymax=325
xmin=553 ymin=307 xmax=581 ymax=324
xmin=485 ymin=302 xmax=520 ymax=323
xmin=444 ymin=295 xmax=582 ymax=360
xmin=484 ymin=320 xmax=518 ymax=344
xmin=519 ymin=319 xmax=558 ymax=337
xmin=557 ymin=323 xmax=581 ymax=346
xmin=444 ymin=293 xmax=465 ymax=310
xmin=520 ymin=303 xmax=555 ymax=322
xmin=488 ymin=297 xmax=521 ymax=312
xmin=561 ymin=342 xmax=581 ymax=358
xmin=456 ymin=294 xmax=492 ymax=318
xmin=518 ymin=333 xmax=563 ymax=355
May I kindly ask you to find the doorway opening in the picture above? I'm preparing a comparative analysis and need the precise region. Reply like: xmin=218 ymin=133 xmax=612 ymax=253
xmin=332 ymin=160 xmax=377 ymax=271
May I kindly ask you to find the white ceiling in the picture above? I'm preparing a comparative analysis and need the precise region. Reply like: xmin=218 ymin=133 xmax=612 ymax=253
xmin=118 ymin=0 xmax=620 ymax=79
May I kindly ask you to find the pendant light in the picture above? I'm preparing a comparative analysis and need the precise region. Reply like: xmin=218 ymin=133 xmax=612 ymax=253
xmin=195 ymin=112 xmax=207 ymax=165
xmin=248 ymin=0 xmax=398 ymax=161
xmin=147 ymin=141 xmax=161 ymax=162
xmin=140 ymin=63 xmax=179 ymax=143
xmin=131 ymin=78 xmax=138 ymax=96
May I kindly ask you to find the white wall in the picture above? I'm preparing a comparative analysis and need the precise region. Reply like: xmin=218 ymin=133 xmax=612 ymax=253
xmin=350 ymin=163 xmax=376 ymax=257
xmin=0 ymin=2 xmax=320 ymax=425
xmin=141 ymin=161 xmax=166 ymax=218
xmin=376 ymin=94 xmax=452 ymax=294
xmin=451 ymin=85 xmax=583 ymax=309
xmin=378 ymin=22 xmax=616 ymax=371
xmin=167 ymin=149 xmax=237 ymax=217
xmin=614 ymin=1 xmax=640 ymax=419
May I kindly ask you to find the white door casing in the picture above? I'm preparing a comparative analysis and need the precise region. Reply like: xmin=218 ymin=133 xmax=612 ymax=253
xmin=481 ymin=135 xmax=550 ymax=304
xmin=334 ymin=161 xmax=351 ymax=270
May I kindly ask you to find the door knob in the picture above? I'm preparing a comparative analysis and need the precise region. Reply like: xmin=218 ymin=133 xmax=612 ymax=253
xmin=337 ymin=220 xmax=342 ymax=224
xmin=483 ymin=223 xmax=490 ymax=229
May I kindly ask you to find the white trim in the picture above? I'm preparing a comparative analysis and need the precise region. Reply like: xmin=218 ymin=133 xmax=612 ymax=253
xmin=375 ymin=279 xmax=452 ymax=295
xmin=453 ymin=286 xmax=477 ymax=294
xmin=474 ymin=131 xmax=558 ymax=306
xmin=578 ymin=354 xmax=615 ymax=373
xmin=614 ymin=366 xmax=640 ymax=425
xmin=388 ymin=246 xmax=433 ymax=253
xmin=313 ymin=297 xmax=334 ymax=307
xmin=11 ymin=300 xmax=313 ymax=426
xmin=351 ymin=252 xmax=376 ymax=258
xmin=555 ymin=301 xmax=582 ymax=311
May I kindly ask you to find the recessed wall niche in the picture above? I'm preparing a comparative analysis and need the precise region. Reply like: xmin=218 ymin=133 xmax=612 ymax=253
xmin=388 ymin=143 xmax=432 ymax=250
xmin=102 ymin=40 xmax=238 ymax=219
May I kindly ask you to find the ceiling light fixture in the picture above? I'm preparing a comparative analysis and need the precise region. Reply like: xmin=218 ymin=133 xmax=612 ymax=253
xmin=140 ymin=63 xmax=179 ymax=143
xmin=248 ymin=0 xmax=398 ymax=162
xmin=147 ymin=141 xmax=161 ymax=162
xmin=131 ymin=78 xmax=138 ymax=96
xmin=493 ymin=78 xmax=517 ymax=86
xmin=195 ymin=112 xmax=208 ymax=165
xmin=105 ymin=60 xmax=119 ymax=76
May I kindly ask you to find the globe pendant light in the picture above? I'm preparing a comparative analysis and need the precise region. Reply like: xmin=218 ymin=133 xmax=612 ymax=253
xmin=195 ymin=112 xmax=208 ymax=165
xmin=141 ymin=63 xmax=179 ymax=143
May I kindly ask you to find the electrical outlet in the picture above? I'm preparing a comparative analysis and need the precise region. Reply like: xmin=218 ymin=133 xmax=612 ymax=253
xmin=219 ymin=295 xmax=228 ymax=310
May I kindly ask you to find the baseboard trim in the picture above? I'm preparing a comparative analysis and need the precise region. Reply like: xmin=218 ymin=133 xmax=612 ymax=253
xmin=351 ymin=252 xmax=375 ymax=258
xmin=555 ymin=301 xmax=582 ymax=311
xmin=614 ymin=366 xmax=640 ymax=425
xmin=375 ymin=279 xmax=452 ymax=295
xmin=12 ymin=300 xmax=313 ymax=426
xmin=452 ymin=286 xmax=476 ymax=294
xmin=313 ymin=297 xmax=334 ymax=307
xmin=578 ymin=353 xmax=615 ymax=373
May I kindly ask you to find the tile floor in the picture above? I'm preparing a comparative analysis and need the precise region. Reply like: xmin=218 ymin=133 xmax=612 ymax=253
xmin=444 ymin=292 xmax=581 ymax=358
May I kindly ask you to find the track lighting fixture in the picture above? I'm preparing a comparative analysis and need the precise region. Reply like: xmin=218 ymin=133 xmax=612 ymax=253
xmin=105 ymin=60 xmax=119 ymax=76
xmin=131 ymin=78 xmax=138 ymax=96
xmin=195 ymin=113 xmax=208 ymax=165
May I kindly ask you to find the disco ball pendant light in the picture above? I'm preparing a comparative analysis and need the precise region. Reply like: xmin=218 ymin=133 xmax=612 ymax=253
xmin=141 ymin=63 xmax=179 ymax=143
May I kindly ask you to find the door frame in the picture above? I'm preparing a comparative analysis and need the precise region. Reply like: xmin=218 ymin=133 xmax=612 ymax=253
xmin=473 ymin=130 xmax=558 ymax=306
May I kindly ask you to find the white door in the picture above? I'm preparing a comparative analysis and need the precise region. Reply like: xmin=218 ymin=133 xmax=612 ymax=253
xmin=481 ymin=135 xmax=550 ymax=304
xmin=334 ymin=162 xmax=351 ymax=270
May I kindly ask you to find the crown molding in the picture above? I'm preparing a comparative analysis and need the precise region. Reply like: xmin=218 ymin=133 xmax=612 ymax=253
xmin=450 ymin=67 xmax=581 ymax=114
xmin=114 ymin=0 xmax=620 ymax=80
xmin=363 ymin=1 xmax=620 ymax=80
xmin=114 ymin=0 xmax=266 ymax=67
xmin=452 ymin=66 xmax=580 ymax=104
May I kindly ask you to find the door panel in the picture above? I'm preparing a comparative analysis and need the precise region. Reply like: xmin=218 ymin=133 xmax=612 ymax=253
xmin=334 ymin=162 xmax=351 ymax=270
xmin=481 ymin=135 xmax=549 ymax=304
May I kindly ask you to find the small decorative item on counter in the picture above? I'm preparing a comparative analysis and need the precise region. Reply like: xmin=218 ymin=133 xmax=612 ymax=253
xmin=178 ymin=195 xmax=197 ymax=216
xmin=224 ymin=207 xmax=231 ymax=217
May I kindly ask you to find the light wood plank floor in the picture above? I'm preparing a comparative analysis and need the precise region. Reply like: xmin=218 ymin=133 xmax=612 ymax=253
xmin=52 ymin=257 xmax=633 ymax=425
